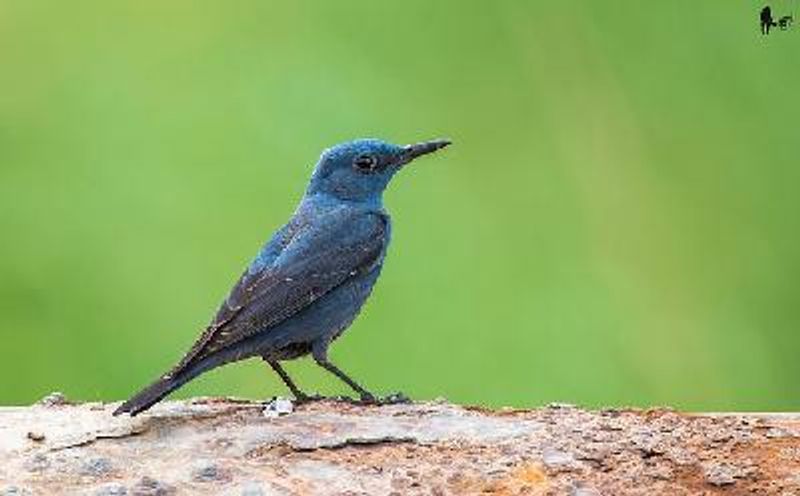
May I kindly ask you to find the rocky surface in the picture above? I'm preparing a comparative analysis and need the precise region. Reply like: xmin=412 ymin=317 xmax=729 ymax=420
xmin=1 ymin=394 xmax=800 ymax=495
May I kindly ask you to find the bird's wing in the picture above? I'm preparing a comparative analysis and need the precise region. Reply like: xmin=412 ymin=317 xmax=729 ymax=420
xmin=168 ymin=210 xmax=388 ymax=375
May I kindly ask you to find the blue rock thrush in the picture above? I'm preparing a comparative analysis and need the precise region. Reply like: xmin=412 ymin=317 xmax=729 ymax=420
xmin=114 ymin=138 xmax=451 ymax=416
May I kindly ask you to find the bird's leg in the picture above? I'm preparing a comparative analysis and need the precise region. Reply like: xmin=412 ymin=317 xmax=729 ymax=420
xmin=264 ymin=358 xmax=319 ymax=404
xmin=311 ymin=346 xmax=376 ymax=404
xmin=317 ymin=359 xmax=376 ymax=404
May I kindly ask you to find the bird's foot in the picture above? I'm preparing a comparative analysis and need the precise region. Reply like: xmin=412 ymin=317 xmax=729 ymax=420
xmin=291 ymin=392 xmax=411 ymax=407
xmin=379 ymin=392 xmax=411 ymax=405
xmin=314 ymin=393 xmax=375 ymax=406
xmin=339 ymin=392 xmax=411 ymax=406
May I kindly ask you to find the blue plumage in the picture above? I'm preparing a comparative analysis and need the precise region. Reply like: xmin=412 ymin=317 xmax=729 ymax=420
xmin=114 ymin=138 xmax=450 ymax=415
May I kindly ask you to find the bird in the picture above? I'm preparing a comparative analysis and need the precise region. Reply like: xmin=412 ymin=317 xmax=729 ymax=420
xmin=114 ymin=138 xmax=451 ymax=416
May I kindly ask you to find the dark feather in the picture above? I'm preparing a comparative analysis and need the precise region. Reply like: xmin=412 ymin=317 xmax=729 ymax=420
xmin=166 ymin=211 xmax=388 ymax=378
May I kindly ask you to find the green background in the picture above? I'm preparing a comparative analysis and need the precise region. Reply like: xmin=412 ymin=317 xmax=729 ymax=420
xmin=1 ymin=1 xmax=798 ymax=410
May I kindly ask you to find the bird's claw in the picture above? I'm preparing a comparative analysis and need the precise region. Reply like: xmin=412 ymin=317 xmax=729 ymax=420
xmin=380 ymin=392 xmax=411 ymax=405
xmin=344 ymin=391 xmax=410 ymax=406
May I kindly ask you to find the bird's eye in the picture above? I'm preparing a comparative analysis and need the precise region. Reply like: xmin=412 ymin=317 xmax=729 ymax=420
xmin=353 ymin=154 xmax=378 ymax=172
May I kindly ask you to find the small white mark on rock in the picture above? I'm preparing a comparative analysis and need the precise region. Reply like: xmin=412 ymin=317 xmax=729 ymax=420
xmin=37 ymin=392 xmax=68 ymax=407
xmin=263 ymin=397 xmax=294 ymax=418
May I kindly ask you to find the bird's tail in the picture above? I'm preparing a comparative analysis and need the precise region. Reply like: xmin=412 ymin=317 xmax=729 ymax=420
xmin=114 ymin=330 xmax=278 ymax=416
xmin=113 ymin=373 xmax=182 ymax=416
xmin=113 ymin=361 xmax=210 ymax=416
xmin=113 ymin=340 xmax=255 ymax=416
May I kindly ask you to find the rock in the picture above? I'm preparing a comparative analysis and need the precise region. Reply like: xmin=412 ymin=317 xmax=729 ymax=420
xmin=23 ymin=454 xmax=49 ymax=472
xmin=192 ymin=462 xmax=230 ymax=483
xmin=1 ymin=398 xmax=799 ymax=494
xmin=704 ymin=463 xmax=738 ymax=486
xmin=1 ymin=487 xmax=32 ymax=496
xmin=93 ymin=483 xmax=127 ymax=495
xmin=543 ymin=448 xmax=575 ymax=469
xmin=131 ymin=477 xmax=174 ymax=496
xmin=238 ymin=482 xmax=265 ymax=496
xmin=571 ymin=486 xmax=601 ymax=496
xmin=81 ymin=457 xmax=114 ymax=477
xmin=25 ymin=432 xmax=44 ymax=442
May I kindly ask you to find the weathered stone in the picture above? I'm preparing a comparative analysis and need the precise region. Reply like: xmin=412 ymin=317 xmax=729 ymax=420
xmin=93 ymin=482 xmax=127 ymax=495
xmin=131 ymin=477 xmax=174 ymax=496
xmin=1 ymin=397 xmax=799 ymax=494
xmin=191 ymin=462 xmax=229 ymax=483
xmin=81 ymin=457 xmax=114 ymax=477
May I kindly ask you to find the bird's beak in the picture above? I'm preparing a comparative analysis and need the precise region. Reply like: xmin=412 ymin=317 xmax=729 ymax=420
xmin=399 ymin=139 xmax=451 ymax=166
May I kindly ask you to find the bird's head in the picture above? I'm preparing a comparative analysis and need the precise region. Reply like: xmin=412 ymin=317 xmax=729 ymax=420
xmin=306 ymin=138 xmax=451 ymax=203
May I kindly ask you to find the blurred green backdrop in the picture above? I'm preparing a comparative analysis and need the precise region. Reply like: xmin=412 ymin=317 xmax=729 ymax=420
xmin=1 ymin=1 xmax=798 ymax=410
